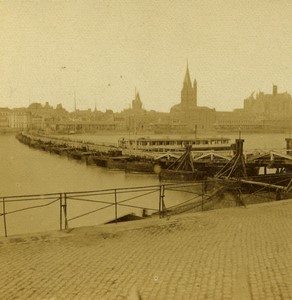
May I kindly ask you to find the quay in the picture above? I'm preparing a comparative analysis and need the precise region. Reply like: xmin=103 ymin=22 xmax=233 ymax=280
xmin=1 ymin=199 xmax=292 ymax=299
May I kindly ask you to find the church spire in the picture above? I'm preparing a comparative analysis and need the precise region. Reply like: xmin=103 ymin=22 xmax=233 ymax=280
xmin=132 ymin=89 xmax=142 ymax=111
xmin=183 ymin=63 xmax=192 ymax=87
xmin=181 ymin=63 xmax=197 ymax=108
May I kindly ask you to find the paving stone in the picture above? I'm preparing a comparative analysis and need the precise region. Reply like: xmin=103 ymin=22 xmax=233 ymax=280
xmin=1 ymin=200 xmax=292 ymax=299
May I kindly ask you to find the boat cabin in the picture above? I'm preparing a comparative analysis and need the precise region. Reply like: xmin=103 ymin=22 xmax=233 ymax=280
xmin=118 ymin=137 xmax=231 ymax=153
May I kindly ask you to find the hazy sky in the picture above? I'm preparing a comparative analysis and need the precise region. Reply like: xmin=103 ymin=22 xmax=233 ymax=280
xmin=1 ymin=0 xmax=292 ymax=112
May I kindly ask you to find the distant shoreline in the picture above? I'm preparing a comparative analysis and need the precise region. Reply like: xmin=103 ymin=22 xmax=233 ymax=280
xmin=1 ymin=127 xmax=291 ymax=136
xmin=0 ymin=129 xmax=21 ymax=135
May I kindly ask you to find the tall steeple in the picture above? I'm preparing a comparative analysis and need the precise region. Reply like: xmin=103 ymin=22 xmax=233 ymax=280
xmin=181 ymin=64 xmax=197 ymax=108
xmin=136 ymin=91 xmax=141 ymax=102
xmin=193 ymin=79 xmax=197 ymax=103
xmin=183 ymin=62 xmax=192 ymax=87
xmin=132 ymin=89 xmax=143 ymax=111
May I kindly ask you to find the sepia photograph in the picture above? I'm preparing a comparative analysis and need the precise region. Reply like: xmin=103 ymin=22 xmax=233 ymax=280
xmin=1 ymin=0 xmax=292 ymax=299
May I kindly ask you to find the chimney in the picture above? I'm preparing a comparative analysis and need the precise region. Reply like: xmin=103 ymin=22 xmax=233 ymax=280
xmin=273 ymin=84 xmax=278 ymax=96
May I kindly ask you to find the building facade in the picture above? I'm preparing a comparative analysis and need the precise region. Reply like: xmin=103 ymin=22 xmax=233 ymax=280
xmin=9 ymin=109 xmax=31 ymax=129
xmin=0 ymin=107 xmax=31 ymax=131
xmin=0 ymin=108 xmax=10 ymax=129
xmin=244 ymin=85 xmax=292 ymax=119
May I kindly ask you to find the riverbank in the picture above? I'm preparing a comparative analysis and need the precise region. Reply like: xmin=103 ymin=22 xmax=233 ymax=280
xmin=1 ymin=199 xmax=292 ymax=299
xmin=0 ymin=128 xmax=21 ymax=135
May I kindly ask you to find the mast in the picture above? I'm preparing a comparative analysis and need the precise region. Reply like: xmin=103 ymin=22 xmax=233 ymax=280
xmin=74 ymin=91 xmax=77 ymax=112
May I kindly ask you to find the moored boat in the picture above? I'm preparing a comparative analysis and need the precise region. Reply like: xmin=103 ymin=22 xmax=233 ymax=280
xmin=118 ymin=136 xmax=232 ymax=155
xmin=158 ymin=145 xmax=205 ymax=182
xmin=125 ymin=160 xmax=155 ymax=173
xmin=159 ymin=169 xmax=207 ymax=182
xmin=107 ymin=156 xmax=128 ymax=170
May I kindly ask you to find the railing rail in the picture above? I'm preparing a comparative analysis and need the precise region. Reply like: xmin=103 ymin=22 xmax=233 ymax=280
xmin=1 ymin=179 xmax=288 ymax=237
xmin=0 ymin=182 xmax=207 ymax=237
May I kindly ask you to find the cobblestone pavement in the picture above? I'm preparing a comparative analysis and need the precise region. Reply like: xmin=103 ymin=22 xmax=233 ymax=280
xmin=1 ymin=200 xmax=292 ymax=300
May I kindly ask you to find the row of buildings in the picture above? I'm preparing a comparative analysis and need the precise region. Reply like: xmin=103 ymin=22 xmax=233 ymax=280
xmin=1 ymin=65 xmax=292 ymax=134
xmin=0 ymin=108 xmax=30 ymax=131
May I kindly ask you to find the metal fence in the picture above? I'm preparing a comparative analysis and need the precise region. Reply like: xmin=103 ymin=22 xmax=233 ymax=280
xmin=1 ymin=179 xmax=287 ymax=237
xmin=0 ymin=192 xmax=62 ymax=237
xmin=0 ymin=182 xmax=209 ymax=237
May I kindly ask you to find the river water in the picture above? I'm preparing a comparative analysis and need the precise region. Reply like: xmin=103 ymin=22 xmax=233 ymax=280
xmin=0 ymin=132 xmax=290 ymax=236
xmin=59 ymin=131 xmax=289 ymax=152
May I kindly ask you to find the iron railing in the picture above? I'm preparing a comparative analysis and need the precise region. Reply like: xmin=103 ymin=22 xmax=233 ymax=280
xmin=1 ymin=178 xmax=289 ymax=237
xmin=0 ymin=182 xmax=208 ymax=237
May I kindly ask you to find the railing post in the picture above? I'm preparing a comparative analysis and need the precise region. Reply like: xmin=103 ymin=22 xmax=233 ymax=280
xmin=114 ymin=189 xmax=118 ymax=224
xmin=159 ymin=185 xmax=162 ymax=217
xmin=201 ymin=181 xmax=206 ymax=211
xmin=2 ymin=197 xmax=7 ymax=237
xmin=159 ymin=185 xmax=166 ymax=218
xmin=63 ymin=193 xmax=68 ymax=230
xmin=59 ymin=193 xmax=63 ymax=231
xmin=236 ymin=187 xmax=245 ymax=207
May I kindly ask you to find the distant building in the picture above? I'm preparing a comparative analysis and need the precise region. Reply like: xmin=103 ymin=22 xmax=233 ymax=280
xmin=214 ymin=85 xmax=292 ymax=132
xmin=171 ymin=64 xmax=197 ymax=112
xmin=244 ymin=85 xmax=292 ymax=119
xmin=129 ymin=91 xmax=155 ymax=133
xmin=8 ymin=109 xmax=31 ymax=129
xmin=132 ymin=91 xmax=143 ymax=112
xmin=242 ymin=85 xmax=292 ymax=131
xmin=0 ymin=107 xmax=10 ymax=128
xmin=180 ymin=65 xmax=197 ymax=109
xmin=0 ymin=107 xmax=31 ymax=130
xmin=170 ymin=64 xmax=215 ymax=132
xmin=214 ymin=109 xmax=262 ymax=132
xmin=26 ymin=102 xmax=70 ymax=132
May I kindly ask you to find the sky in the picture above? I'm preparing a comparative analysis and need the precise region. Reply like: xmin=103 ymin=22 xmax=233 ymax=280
xmin=0 ymin=0 xmax=292 ymax=113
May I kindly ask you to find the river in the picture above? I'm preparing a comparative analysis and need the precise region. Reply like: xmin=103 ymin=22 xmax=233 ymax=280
xmin=58 ymin=131 xmax=289 ymax=152
xmin=0 ymin=134 xmax=161 ymax=236
xmin=0 ymin=132 xmax=290 ymax=236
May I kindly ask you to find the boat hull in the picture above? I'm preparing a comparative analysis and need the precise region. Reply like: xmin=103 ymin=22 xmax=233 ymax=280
xmin=159 ymin=169 xmax=207 ymax=182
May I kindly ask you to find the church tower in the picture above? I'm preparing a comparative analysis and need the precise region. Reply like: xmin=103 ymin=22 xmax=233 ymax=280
xmin=132 ymin=90 xmax=143 ymax=111
xmin=181 ymin=64 xmax=197 ymax=109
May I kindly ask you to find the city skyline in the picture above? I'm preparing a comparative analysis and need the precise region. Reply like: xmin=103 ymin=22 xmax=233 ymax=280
xmin=1 ymin=0 xmax=292 ymax=113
